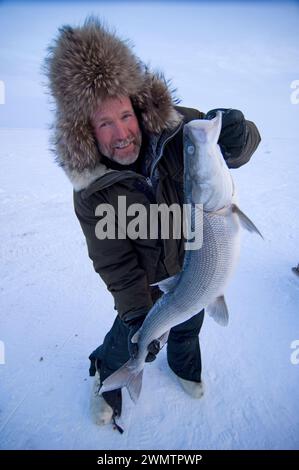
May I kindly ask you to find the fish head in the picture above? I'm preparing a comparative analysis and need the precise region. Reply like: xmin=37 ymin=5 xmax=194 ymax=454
xmin=186 ymin=110 xmax=222 ymax=145
xmin=183 ymin=111 xmax=234 ymax=210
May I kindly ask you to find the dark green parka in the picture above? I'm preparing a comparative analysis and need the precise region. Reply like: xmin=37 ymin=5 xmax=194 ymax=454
xmin=45 ymin=20 xmax=261 ymax=324
xmin=73 ymin=106 xmax=261 ymax=323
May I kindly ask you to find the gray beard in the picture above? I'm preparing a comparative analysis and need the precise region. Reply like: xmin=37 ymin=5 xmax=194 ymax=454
xmin=110 ymin=152 xmax=139 ymax=165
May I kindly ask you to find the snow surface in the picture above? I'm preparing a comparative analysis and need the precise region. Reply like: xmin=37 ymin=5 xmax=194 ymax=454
xmin=0 ymin=0 xmax=299 ymax=450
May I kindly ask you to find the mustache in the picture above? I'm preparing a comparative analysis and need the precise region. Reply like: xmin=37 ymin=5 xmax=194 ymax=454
xmin=113 ymin=137 xmax=135 ymax=149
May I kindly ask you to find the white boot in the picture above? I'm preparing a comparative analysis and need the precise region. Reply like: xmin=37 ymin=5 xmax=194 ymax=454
xmin=90 ymin=371 xmax=114 ymax=425
xmin=177 ymin=377 xmax=204 ymax=399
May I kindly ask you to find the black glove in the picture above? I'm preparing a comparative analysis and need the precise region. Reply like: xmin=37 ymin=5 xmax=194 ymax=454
xmin=205 ymin=108 xmax=247 ymax=162
xmin=127 ymin=316 xmax=160 ymax=362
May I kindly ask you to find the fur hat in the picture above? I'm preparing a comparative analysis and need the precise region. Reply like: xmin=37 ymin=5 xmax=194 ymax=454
xmin=44 ymin=16 xmax=182 ymax=189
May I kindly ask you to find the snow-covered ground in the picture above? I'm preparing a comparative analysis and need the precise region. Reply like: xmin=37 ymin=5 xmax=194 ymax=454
xmin=0 ymin=1 xmax=299 ymax=450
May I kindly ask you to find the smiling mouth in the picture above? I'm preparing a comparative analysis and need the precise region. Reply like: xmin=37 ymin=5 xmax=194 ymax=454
xmin=114 ymin=140 xmax=134 ymax=150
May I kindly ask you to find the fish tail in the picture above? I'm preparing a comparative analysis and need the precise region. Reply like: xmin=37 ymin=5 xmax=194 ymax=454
xmin=100 ymin=359 xmax=144 ymax=403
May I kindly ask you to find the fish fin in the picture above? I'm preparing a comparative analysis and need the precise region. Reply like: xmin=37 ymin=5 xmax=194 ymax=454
xmin=157 ymin=273 xmax=180 ymax=293
xmin=232 ymin=204 xmax=264 ymax=239
xmin=157 ymin=330 xmax=170 ymax=349
xmin=207 ymin=295 xmax=229 ymax=326
xmin=100 ymin=359 xmax=143 ymax=403
xmin=127 ymin=369 xmax=144 ymax=403
xmin=131 ymin=329 xmax=141 ymax=343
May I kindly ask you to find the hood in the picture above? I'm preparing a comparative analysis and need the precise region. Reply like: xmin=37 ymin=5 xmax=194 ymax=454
xmin=44 ymin=16 xmax=183 ymax=191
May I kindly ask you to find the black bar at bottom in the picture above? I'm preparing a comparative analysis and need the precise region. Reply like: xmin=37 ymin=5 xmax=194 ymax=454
xmin=0 ymin=450 xmax=298 ymax=466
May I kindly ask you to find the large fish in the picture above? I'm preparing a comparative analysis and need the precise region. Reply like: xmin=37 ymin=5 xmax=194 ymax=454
xmin=100 ymin=111 xmax=262 ymax=402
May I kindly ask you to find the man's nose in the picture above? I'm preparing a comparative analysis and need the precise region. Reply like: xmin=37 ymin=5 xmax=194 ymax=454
xmin=114 ymin=122 xmax=128 ymax=140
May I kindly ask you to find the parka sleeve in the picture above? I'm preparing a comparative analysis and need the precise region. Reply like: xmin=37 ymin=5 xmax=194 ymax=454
xmin=224 ymin=120 xmax=261 ymax=169
xmin=73 ymin=190 xmax=154 ymax=322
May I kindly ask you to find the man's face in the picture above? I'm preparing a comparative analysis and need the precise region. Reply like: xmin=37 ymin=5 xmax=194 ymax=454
xmin=91 ymin=96 xmax=142 ymax=165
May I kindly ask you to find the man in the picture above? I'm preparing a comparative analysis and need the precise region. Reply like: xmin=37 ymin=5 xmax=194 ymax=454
xmin=45 ymin=17 xmax=261 ymax=427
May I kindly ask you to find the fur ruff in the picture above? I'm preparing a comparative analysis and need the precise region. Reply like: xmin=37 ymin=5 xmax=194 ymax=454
xmin=44 ymin=17 xmax=183 ymax=189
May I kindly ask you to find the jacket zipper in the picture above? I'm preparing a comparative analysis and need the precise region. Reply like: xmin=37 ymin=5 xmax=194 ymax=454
xmin=149 ymin=120 xmax=184 ymax=181
xmin=142 ymin=121 xmax=183 ymax=193
xmin=145 ymin=176 xmax=153 ymax=187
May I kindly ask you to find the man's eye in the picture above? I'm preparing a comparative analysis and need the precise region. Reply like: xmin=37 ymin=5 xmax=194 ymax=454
xmin=123 ymin=114 xmax=132 ymax=120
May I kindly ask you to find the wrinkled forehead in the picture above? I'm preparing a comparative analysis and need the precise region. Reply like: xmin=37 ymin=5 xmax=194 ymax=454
xmin=91 ymin=95 xmax=134 ymax=121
